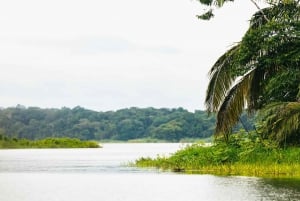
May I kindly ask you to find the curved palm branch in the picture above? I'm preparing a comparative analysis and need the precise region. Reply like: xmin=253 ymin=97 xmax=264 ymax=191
xmin=215 ymin=70 xmax=254 ymax=135
xmin=205 ymin=44 xmax=240 ymax=113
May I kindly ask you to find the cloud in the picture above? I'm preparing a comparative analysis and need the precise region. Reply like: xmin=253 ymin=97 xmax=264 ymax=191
xmin=12 ymin=36 xmax=181 ymax=55
xmin=0 ymin=0 xmax=265 ymax=111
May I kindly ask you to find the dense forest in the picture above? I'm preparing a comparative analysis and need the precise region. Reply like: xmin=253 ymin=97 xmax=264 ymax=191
xmin=0 ymin=105 xmax=254 ymax=142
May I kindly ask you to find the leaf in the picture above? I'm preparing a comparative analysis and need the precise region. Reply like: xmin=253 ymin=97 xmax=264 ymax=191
xmin=197 ymin=0 xmax=214 ymax=6
xmin=197 ymin=10 xmax=214 ymax=20
xmin=215 ymin=69 xmax=255 ymax=135
xmin=205 ymin=45 xmax=240 ymax=113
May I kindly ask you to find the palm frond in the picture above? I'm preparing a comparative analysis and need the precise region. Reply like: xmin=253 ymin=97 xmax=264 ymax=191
xmin=205 ymin=44 xmax=240 ymax=113
xmin=215 ymin=69 xmax=255 ymax=135
xmin=259 ymin=102 xmax=300 ymax=145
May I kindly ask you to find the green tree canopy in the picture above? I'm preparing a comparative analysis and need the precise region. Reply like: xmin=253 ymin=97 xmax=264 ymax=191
xmin=0 ymin=106 xmax=234 ymax=142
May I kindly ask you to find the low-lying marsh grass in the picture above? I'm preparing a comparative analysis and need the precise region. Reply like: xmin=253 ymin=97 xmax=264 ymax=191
xmin=135 ymin=134 xmax=300 ymax=178
xmin=0 ymin=137 xmax=100 ymax=148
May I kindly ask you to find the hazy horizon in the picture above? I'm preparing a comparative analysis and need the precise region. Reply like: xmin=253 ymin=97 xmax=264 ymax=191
xmin=0 ymin=0 xmax=266 ymax=112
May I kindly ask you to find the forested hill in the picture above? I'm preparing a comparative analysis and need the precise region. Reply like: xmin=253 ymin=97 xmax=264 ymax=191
xmin=0 ymin=106 xmax=254 ymax=142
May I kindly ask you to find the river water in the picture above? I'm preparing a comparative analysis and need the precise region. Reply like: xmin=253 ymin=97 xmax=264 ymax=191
xmin=0 ymin=143 xmax=299 ymax=201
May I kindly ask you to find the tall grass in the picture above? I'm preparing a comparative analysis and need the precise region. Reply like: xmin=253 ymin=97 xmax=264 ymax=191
xmin=135 ymin=133 xmax=300 ymax=178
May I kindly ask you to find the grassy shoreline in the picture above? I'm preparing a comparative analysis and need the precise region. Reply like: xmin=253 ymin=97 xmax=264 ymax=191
xmin=135 ymin=135 xmax=300 ymax=178
xmin=0 ymin=137 xmax=100 ymax=149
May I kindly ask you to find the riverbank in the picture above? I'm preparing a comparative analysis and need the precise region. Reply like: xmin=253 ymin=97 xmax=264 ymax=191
xmin=99 ymin=137 xmax=212 ymax=143
xmin=135 ymin=136 xmax=300 ymax=178
xmin=0 ymin=137 xmax=100 ymax=148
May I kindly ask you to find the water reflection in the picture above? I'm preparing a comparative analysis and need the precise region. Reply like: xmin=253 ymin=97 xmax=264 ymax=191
xmin=264 ymin=178 xmax=300 ymax=189
xmin=258 ymin=178 xmax=300 ymax=201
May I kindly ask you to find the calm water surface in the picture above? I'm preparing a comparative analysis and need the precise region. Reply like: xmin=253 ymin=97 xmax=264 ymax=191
xmin=0 ymin=143 xmax=299 ymax=201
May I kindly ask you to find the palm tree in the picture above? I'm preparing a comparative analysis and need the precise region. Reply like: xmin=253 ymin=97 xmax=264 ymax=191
xmin=205 ymin=1 xmax=300 ymax=141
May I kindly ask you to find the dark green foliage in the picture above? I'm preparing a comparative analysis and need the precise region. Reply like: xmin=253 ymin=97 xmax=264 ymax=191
xmin=0 ymin=106 xmax=238 ymax=142
xmin=261 ymin=70 xmax=300 ymax=105
xmin=197 ymin=9 xmax=214 ymax=20
xmin=195 ymin=0 xmax=235 ymax=20
xmin=197 ymin=0 xmax=213 ymax=5
xmin=196 ymin=0 xmax=235 ymax=7
xmin=258 ymin=102 xmax=300 ymax=146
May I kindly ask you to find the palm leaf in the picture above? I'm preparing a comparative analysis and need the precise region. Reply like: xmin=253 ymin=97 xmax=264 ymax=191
xmin=205 ymin=44 xmax=240 ymax=113
xmin=259 ymin=102 xmax=300 ymax=145
xmin=215 ymin=69 xmax=255 ymax=135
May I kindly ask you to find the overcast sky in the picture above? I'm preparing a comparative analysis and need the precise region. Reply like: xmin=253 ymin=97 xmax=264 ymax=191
xmin=0 ymin=0 xmax=266 ymax=112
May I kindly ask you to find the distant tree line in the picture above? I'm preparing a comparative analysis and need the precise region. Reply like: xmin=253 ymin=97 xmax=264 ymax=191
xmin=0 ymin=106 xmax=254 ymax=141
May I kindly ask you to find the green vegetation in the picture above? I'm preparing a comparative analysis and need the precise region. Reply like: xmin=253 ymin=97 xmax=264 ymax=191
xmin=204 ymin=1 xmax=300 ymax=145
xmin=0 ymin=106 xmax=222 ymax=142
xmin=135 ymin=132 xmax=300 ymax=178
xmin=0 ymin=135 xmax=100 ymax=148
xmin=0 ymin=106 xmax=257 ymax=142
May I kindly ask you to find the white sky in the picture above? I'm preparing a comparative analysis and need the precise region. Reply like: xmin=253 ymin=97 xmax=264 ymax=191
xmin=0 ymin=0 xmax=265 ymax=112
